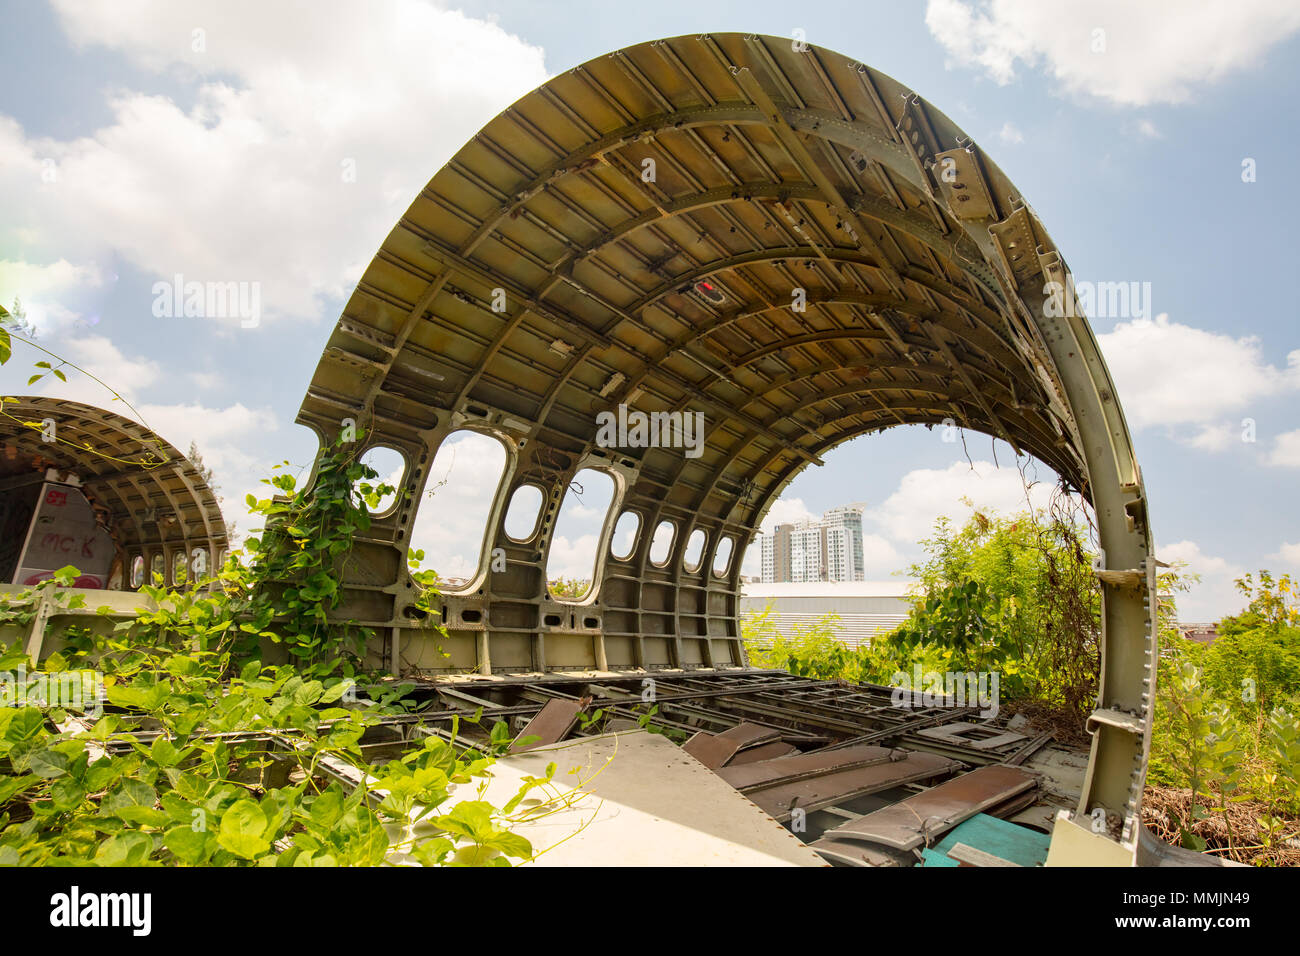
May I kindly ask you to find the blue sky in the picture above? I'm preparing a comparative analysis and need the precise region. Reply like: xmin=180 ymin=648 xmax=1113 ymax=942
xmin=2 ymin=0 xmax=1299 ymax=619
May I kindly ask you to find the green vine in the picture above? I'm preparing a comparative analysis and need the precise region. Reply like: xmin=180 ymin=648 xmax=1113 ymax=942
xmin=0 ymin=441 xmax=568 ymax=866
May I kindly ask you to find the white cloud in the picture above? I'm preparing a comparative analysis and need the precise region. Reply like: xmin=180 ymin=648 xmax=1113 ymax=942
xmin=1158 ymin=539 xmax=1246 ymax=622
xmin=860 ymin=533 xmax=903 ymax=577
xmin=1267 ymin=429 xmax=1300 ymax=467
xmin=997 ymin=121 xmax=1024 ymax=144
xmin=1136 ymin=119 xmax=1161 ymax=139
xmin=3 ymin=1 xmax=549 ymax=326
xmin=1273 ymin=541 xmax=1300 ymax=568
xmin=759 ymin=497 xmax=818 ymax=534
xmin=0 ymin=258 xmax=105 ymax=333
xmin=408 ymin=431 xmax=510 ymax=581
xmin=1098 ymin=313 xmax=1300 ymax=445
xmin=925 ymin=0 xmax=1300 ymax=106
xmin=545 ymin=533 xmax=602 ymax=583
xmin=1185 ymin=423 xmax=1239 ymax=452
xmin=866 ymin=459 xmax=1055 ymax=542
xmin=29 ymin=334 xmax=162 ymax=403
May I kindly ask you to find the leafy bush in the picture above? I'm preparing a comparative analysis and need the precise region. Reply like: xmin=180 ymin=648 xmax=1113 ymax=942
xmin=0 ymin=443 xmax=553 ymax=866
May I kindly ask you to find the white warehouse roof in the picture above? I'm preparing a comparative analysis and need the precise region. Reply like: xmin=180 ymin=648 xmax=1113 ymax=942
xmin=739 ymin=581 xmax=917 ymax=651
xmin=741 ymin=580 xmax=917 ymax=599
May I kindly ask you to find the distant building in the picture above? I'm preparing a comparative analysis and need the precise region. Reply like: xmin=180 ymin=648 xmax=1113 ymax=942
xmin=740 ymin=580 xmax=914 ymax=651
xmin=822 ymin=506 xmax=865 ymax=583
xmin=759 ymin=505 xmax=865 ymax=583
xmin=1178 ymin=623 xmax=1219 ymax=645
xmin=760 ymin=522 xmax=792 ymax=582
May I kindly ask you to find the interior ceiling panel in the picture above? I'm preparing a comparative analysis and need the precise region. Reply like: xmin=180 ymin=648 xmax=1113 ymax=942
xmin=296 ymin=33 xmax=1158 ymax=856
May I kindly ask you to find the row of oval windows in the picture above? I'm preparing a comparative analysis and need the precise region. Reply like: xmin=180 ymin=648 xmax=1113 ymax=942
xmin=501 ymin=481 xmax=736 ymax=575
xmin=126 ymin=549 xmax=227 ymax=589
xmin=356 ymin=437 xmax=737 ymax=581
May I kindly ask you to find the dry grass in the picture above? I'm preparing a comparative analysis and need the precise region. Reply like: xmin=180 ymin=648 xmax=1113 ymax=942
xmin=1001 ymin=698 xmax=1090 ymax=748
xmin=1142 ymin=785 xmax=1300 ymax=866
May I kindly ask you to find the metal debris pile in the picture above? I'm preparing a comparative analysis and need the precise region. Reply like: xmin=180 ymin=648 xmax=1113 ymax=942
xmin=413 ymin=670 xmax=1071 ymax=866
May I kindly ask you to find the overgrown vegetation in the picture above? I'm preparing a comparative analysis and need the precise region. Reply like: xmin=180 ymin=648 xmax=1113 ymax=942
xmin=0 ymin=442 xmax=567 ymax=866
xmin=547 ymin=577 xmax=592 ymax=600
xmin=749 ymin=493 xmax=1107 ymax=734
xmin=1146 ymin=573 xmax=1300 ymax=863
xmin=743 ymin=496 xmax=1300 ymax=864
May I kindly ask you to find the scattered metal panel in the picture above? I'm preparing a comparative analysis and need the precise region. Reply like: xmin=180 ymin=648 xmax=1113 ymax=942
xmin=716 ymin=744 xmax=903 ymax=792
xmin=928 ymin=813 xmax=1053 ymax=868
xmin=915 ymin=721 xmax=1027 ymax=750
xmin=740 ymin=750 xmax=962 ymax=823
xmin=814 ymin=706 xmax=981 ymax=750
xmin=510 ymin=698 xmax=585 ymax=753
xmin=810 ymin=764 xmax=1037 ymax=852
xmin=811 ymin=841 xmax=912 ymax=868
xmin=1001 ymin=732 xmax=1054 ymax=766
xmin=725 ymin=740 xmax=799 ymax=765
xmin=681 ymin=721 xmax=781 ymax=768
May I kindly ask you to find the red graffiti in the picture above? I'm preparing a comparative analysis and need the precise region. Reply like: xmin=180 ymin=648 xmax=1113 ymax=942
xmin=41 ymin=533 xmax=73 ymax=553
xmin=36 ymin=533 xmax=97 ymax=557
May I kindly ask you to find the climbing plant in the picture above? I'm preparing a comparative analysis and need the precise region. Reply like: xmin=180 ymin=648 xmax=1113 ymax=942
xmin=0 ymin=440 xmax=570 ymax=866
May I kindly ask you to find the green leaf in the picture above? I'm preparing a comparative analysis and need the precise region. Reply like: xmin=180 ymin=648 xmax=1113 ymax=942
xmin=308 ymin=784 xmax=344 ymax=830
xmin=435 ymin=800 xmax=497 ymax=843
xmin=485 ymin=830 xmax=532 ymax=860
xmin=0 ymin=774 xmax=40 ymax=804
xmin=164 ymin=826 xmax=211 ymax=865
xmin=95 ymin=832 xmax=154 ymax=866
xmin=102 ymin=778 xmax=158 ymax=819
xmin=4 ymin=708 xmax=46 ymax=743
xmin=48 ymin=777 xmax=86 ymax=811
xmin=150 ymin=736 xmax=189 ymax=767
xmin=218 ymin=800 xmax=271 ymax=860
xmin=114 ymin=806 xmax=169 ymax=828
xmin=28 ymin=747 xmax=70 ymax=778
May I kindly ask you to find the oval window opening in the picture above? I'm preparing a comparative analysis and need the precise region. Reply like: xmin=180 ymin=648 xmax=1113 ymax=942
xmin=649 ymin=520 xmax=675 ymax=567
xmin=610 ymin=510 xmax=641 ymax=560
xmin=171 ymin=552 xmax=187 ymax=587
xmin=683 ymin=529 xmax=706 ymax=572
xmin=504 ymin=484 xmax=545 ymax=542
xmin=150 ymin=553 xmax=164 ymax=586
xmin=129 ymin=555 xmax=144 ymax=589
xmin=712 ymin=535 xmax=735 ymax=576
xmin=409 ymin=430 xmax=509 ymax=589
xmin=546 ymin=468 xmax=617 ymax=601
xmin=357 ymin=446 xmax=405 ymax=514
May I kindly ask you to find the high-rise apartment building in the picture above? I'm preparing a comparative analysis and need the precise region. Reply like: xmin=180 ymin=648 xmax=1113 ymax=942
xmin=759 ymin=505 xmax=865 ymax=583
xmin=760 ymin=522 xmax=792 ymax=582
